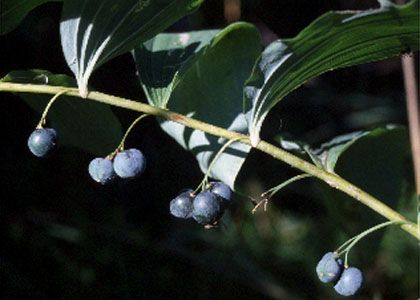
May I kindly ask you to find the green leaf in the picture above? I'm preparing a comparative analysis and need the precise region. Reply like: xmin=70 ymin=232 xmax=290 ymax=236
xmin=0 ymin=0 xmax=61 ymax=35
xmin=245 ymin=0 xmax=420 ymax=146
xmin=310 ymin=130 xmax=369 ymax=172
xmin=134 ymin=29 xmax=220 ymax=108
xmin=60 ymin=0 xmax=204 ymax=98
xmin=133 ymin=22 xmax=262 ymax=189
xmin=276 ymin=126 xmax=404 ymax=173
xmin=1 ymin=70 xmax=122 ymax=155
xmin=318 ymin=126 xmax=412 ymax=250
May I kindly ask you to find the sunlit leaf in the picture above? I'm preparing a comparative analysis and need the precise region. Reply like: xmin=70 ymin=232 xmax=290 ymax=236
xmin=134 ymin=29 xmax=219 ymax=108
xmin=134 ymin=23 xmax=261 ymax=188
xmin=245 ymin=0 xmax=420 ymax=146
xmin=60 ymin=0 xmax=204 ymax=97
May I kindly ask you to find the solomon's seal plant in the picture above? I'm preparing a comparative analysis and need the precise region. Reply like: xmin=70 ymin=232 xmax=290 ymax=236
xmin=0 ymin=0 xmax=418 ymax=298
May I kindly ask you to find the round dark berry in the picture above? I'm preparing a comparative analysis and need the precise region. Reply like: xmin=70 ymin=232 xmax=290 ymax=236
xmin=208 ymin=181 xmax=233 ymax=203
xmin=316 ymin=252 xmax=344 ymax=283
xmin=113 ymin=148 xmax=146 ymax=178
xmin=192 ymin=191 xmax=222 ymax=225
xmin=88 ymin=158 xmax=115 ymax=184
xmin=334 ymin=267 xmax=363 ymax=296
xmin=27 ymin=128 xmax=57 ymax=157
xmin=170 ymin=190 xmax=194 ymax=219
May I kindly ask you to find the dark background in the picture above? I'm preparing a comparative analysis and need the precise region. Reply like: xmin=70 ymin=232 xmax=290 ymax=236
xmin=0 ymin=0 xmax=418 ymax=299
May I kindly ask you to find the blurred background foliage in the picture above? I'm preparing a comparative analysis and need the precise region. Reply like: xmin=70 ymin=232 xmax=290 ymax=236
xmin=0 ymin=0 xmax=418 ymax=299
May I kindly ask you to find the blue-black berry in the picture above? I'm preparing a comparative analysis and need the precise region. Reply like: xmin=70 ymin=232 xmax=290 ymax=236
xmin=334 ymin=267 xmax=363 ymax=296
xmin=170 ymin=190 xmax=194 ymax=219
xmin=113 ymin=148 xmax=146 ymax=178
xmin=88 ymin=158 xmax=115 ymax=184
xmin=192 ymin=191 xmax=222 ymax=225
xmin=316 ymin=252 xmax=344 ymax=283
xmin=27 ymin=128 xmax=57 ymax=157
xmin=208 ymin=181 xmax=233 ymax=203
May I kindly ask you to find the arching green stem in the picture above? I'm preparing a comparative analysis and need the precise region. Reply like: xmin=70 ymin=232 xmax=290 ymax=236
xmin=0 ymin=82 xmax=417 ymax=239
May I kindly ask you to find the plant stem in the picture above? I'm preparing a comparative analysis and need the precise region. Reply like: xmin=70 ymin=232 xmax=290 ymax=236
xmin=193 ymin=137 xmax=244 ymax=194
xmin=262 ymin=173 xmax=313 ymax=198
xmin=36 ymin=89 xmax=70 ymax=128
xmin=397 ymin=0 xmax=420 ymax=195
xmin=0 ymin=82 xmax=417 ymax=239
xmin=106 ymin=114 xmax=149 ymax=159
xmin=253 ymin=174 xmax=312 ymax=213
xmin=117 ymin=114 xmax=149 ymax=151
xmin=335 ymin=220 xmax=403 ymax=266
xmin=401 ymin=56 xmax=420 ymax=194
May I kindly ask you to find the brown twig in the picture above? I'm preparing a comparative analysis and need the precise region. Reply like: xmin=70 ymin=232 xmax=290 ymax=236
xmin=397 ymin=0 xmax=420 ymax=197
xmin=401 ymin=54 xmax=420 ymax=194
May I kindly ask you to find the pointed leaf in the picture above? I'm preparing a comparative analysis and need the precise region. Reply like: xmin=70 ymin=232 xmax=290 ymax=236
xmin=134 ymin=23 xmax=262 ymax=189
xmin=245 ymin=0 xmax=420 ymax=146
xmin=274 ymin=135 xmax=325 ymax=168
xmin=0 ymin=0 xmax=61 ymax=35
xmin=318 ymin=126 xmax=411 ymax=241
xmin=134 ymin=29 xmax=219 ymax=108
xmin=60 ymin=0 xmax=204 ymax=97
xmin=1 ymin=70 xmax=122 ymax=155
xmin=311 ymin=130 xmax=369 ymax=172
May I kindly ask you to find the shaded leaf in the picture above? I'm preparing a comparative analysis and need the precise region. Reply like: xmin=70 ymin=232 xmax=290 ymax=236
xmin=276 ymin=126 xmax=403 ymax=173
xmin=60 ymin=0 xmax=204 ymax=97
xmin=310 ymin=130 xmax=368 ymax=172
xmin=318 ymin=126 xmax=412 ymax=258
xmin=273 ymin=135 xmax=324 ymax=169
xmin=0 ymin=0 xmax=61 ymax=35
xmin=1 ymin=70 xmax=122 ymax=155
xmin=244 ymin=0 xmax=420 ymax=146
xmin=134 ymin=23 xmax=261 ymax=189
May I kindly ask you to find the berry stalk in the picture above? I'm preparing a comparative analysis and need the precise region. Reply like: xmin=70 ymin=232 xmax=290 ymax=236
xmin=336 ymin=220 xmax=406 ymax=266
xmin=193 ymin=136 xmax=244 ymax=194
xmin=252 ymin=173 xmax=313 ymax=213
xmin=36 ymin=89 xmax=70 ymax=128
xmin=117 ymin=114 xmax=149 ymax=151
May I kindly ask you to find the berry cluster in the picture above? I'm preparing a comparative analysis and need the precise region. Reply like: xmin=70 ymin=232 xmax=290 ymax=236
xmin=88 ymin=148 xmax=146 ymax=184
xmin=27 ymin=127 xmax=146 ymax=184
xmin=25 ymin=102 xmax=388 ymax=297
xmin=170 ymin=182 xmax=232 ymax=227
xmin=316 ymin=252 xmax=363 ymax=296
